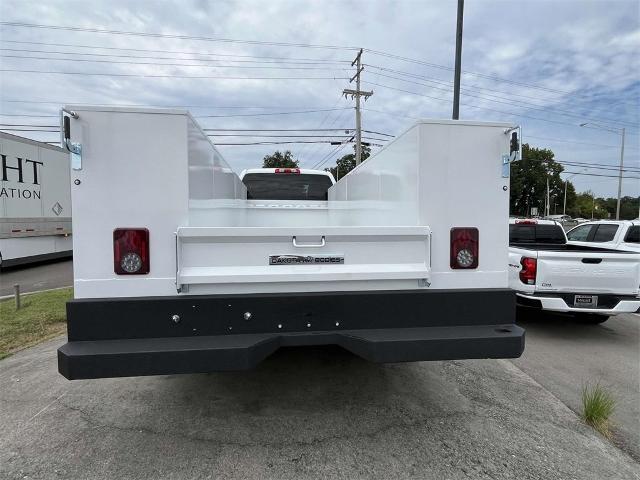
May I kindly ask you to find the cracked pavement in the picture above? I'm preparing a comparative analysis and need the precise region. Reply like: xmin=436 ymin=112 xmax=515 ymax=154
xmin=1 ymin=337 xmax=639 ymax=479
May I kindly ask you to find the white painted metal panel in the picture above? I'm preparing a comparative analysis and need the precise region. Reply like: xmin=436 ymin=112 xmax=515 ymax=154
xmin=177 ymin=226 xmax=430 ymax=293
xmin=67 ymin=108 xmax=516 ymax=299
xmin=67 ymin=107 xmax=190 ymax=298
xmin=328 ymin=120 xmax=515 ymax=290
xmin=535 ymin=251 xmax=640 ymax=295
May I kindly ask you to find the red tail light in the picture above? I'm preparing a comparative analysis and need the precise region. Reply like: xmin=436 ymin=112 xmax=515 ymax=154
xmin=113 ymin=228 xmax=150 ymax=275
xmin=450 ymin=227 xmax=479 ymax=269
xmin=519 ymin=257 xmax=537 ymax=285
xmin=515 ymin=219 xmax=537 ymax=225
xmin=275 ymin=168 xmax=300 ymax=174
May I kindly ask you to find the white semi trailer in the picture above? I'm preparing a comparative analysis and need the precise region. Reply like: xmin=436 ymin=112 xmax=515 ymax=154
xmin=0 ymin=132 xmax=72 ymax=268
xmin=57 ymin=106 xmax=524 ymax=380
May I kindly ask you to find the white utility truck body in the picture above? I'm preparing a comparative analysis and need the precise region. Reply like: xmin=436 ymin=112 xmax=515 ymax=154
xmin=509 ymin=219 xmax=640 ymax=319
xmin=0 ymin=132 xmax=72 ymax=267
xmin=58 ymin=106 xmax=524 ymax=380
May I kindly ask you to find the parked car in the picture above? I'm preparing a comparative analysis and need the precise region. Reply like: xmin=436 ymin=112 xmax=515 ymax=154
xmin=509 ymin=219 xmax=640 ymax=323
xmin=566 ymin=220 xmax=640 ymax=252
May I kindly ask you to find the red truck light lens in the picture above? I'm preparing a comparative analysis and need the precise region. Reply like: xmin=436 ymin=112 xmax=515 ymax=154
xmin=519 ymin=257 xmax=537 ymax=285
xmin=275 ymin=168 xmax=300 ymax=174
xmin=113 ymin=228 xmax=149 ymax=275
xmin=450 ymin=227 xmax=479 ymax=269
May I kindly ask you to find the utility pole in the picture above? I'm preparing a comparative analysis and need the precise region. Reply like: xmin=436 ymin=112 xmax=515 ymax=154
xmin=616 ymin=127 xmax=625 ymax=220
xmin=546 ymin=177 xmax=550 ymax=217
xmin=452 ymin=0 xmax=464 ymax=120
xmin=343 ymin=49 xmax=373 ymax=166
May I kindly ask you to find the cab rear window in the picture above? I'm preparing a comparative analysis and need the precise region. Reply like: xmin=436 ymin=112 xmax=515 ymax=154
xmin=509 ymin=224 xmax=566 ymax=244
xmin=243 ymin=173 xmax=333 ymax=200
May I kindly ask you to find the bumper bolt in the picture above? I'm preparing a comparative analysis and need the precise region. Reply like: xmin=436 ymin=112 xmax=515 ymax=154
xmin=243 ymin=311 xmax=252 ymax=321
xmin=171 ymin=314 xmax=180 ymax=324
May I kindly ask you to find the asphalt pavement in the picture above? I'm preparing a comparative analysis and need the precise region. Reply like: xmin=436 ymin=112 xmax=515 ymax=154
xmin=1 ymin=337 xmax=638 ymax=480
xmin=512 ymin=311 xmax=640 ymax=460
xmin=0 ymin=259 xmax=73 ymax=297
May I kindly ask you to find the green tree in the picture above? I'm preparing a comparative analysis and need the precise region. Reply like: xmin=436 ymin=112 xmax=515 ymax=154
xmin=578 ymin=195 xmax=639 ymax=220
xmin=510 ymin=144 xmax=572 ymax=216
xmin=262 ymin=150 xmax=299 ymax=168
xmin=325 ymin=144 xmax=371 ymax=180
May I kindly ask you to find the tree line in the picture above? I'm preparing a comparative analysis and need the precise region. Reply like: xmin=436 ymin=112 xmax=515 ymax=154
xmin=510 ymin=144 xmax=638 ymax=220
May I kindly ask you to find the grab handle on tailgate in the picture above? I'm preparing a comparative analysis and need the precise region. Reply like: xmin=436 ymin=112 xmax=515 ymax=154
xmin=292 ymin=235 xmax=326 ymax=248
xmin=582 ymin=258 xmax=602 ymax=264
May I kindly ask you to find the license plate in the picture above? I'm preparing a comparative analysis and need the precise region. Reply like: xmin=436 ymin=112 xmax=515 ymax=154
xmin=574 ymin=295 xmax=598 ymax=308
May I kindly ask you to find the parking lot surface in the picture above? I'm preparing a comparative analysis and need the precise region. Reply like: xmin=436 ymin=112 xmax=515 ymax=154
xmin=0 ymin=260 xmax=73 ymax=297
xmin=513 ymin=312 xmax=640 ymax=460
xmin=1 ymin=337 xmax=638 ymax=479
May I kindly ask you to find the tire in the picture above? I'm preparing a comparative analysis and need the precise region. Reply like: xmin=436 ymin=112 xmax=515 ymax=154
xmin=575 ymin=313 xmax=610 ymax=324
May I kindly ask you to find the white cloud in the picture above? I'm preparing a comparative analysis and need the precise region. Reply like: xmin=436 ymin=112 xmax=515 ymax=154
xmin=0 ymin=0 xmax=637 ymax=197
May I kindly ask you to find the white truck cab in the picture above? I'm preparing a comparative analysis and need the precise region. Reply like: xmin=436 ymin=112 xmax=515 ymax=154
xmin=57 ymin=107 xmax=524 ymax=380
xmin=566 ymin=220 xmax=640 ymax=252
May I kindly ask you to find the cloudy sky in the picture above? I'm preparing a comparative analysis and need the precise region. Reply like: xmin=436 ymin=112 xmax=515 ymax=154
xmin=0 ymin=0 xmax=638 ymax=199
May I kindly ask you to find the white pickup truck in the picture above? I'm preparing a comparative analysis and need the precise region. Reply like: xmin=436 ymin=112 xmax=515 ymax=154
xmin=509 ymin=219 xmax=640 ymax=323
xmin=56 ymin=106 xmax=525 ymax=379
xmin=566 ymin=220 xmax=640 ymax=252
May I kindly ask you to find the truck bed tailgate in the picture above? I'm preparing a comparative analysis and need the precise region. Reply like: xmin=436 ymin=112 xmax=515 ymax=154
xmin=536 ymin=250 xmax=640 ymax=295
xmin=176 ymin=226 xmax=431 ymax=294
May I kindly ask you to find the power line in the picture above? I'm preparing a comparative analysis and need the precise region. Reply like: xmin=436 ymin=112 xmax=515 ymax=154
xmin=0 ymin=99 xmax=344 ymax=109
xmin=305 ymin=108 xmax=353 ymax=167
xmin=364 ymin=80 xmax=636 ymax=131
xmin=0 ymin=53 xmax=351 ymax=71
xmin=364 ymin=48 xmax=638 ymax=105
xmin=0 ymin=68 xmax=349 ymax=80
xmin=1 ymin=40 xmax=352 ymax=63
xmin=526 ymin=135 xmax=639 ymax=150
xmin=197 ymin=108 xmax=351 ymax=118
xmin=0 ymin=21 xmax=359 ymax=51
xmin=556 ymin=161 xmax=640 ymax=172
xmin=0 ymin=46 xmax=350 ymax=65
xmin=3 ymin=21 xmax=634 ymax=113
xmin=562 ymin=171 xmax=640 ymax=180
xmin=366 ymin=65 xmax=638 ymax=128
xmin=311 ymin=140 xmax=352 ymax=169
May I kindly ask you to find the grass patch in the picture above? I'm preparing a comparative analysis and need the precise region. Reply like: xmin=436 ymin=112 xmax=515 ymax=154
xmin=0 ymin=287 xmax=72 ymax=359
xmin=581 ymin=383 xmax=616 ymax=438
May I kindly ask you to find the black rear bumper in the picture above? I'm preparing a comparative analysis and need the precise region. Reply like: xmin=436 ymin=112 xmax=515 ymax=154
xmin=58 ymin=288 xmax=524 ymax=379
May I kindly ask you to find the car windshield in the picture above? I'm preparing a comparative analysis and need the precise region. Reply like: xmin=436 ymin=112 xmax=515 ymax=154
xmin=243 ymin=173 xmax=333 ymax=200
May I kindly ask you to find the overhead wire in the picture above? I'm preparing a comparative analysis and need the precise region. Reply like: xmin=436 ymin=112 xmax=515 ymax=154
xmin=1 ymin=40 xmax=352 ymax=63
xmin=365 ymin=66 xmax=638 ymax=128
xmin=0 ymin=21 xmax=360 ymax=51
xmin=0 ymin=68 xmax=350 ymax=80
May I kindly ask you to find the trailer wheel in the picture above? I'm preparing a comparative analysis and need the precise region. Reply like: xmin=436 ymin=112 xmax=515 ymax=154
xmin=575 ymin=313 xmax=609 ymax=324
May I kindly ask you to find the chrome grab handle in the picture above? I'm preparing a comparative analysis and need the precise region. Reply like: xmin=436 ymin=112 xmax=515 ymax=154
xmin=292 ymin=235 xmax=325 ymax=248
